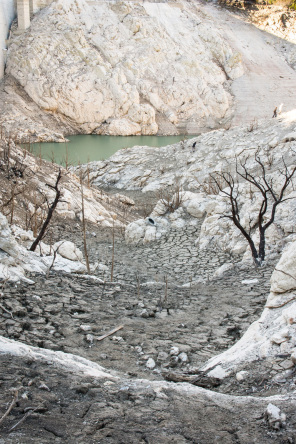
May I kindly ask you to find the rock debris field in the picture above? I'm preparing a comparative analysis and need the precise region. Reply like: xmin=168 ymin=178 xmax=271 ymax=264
xmin=0 ymin=222 xmax=272 ymax=378
xmin=1 ymin=213 xmax=296 ymax=443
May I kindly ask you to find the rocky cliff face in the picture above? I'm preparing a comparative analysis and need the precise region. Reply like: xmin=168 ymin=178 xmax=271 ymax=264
xmin=5 ymin=0 xmax=243 ymax=137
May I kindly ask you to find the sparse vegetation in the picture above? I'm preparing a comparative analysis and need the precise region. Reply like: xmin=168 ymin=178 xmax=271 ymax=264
xmin=157 ymin=182 xmax=184 ymax=214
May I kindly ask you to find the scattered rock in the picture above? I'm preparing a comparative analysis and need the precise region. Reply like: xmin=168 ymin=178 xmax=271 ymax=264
xmin=236 ymin=370 xmax=249 ymax=382
xmin=146 ymin=358 xmax=156 ymax=370
xmin=264 ymin=403 xmax=286 ymax=430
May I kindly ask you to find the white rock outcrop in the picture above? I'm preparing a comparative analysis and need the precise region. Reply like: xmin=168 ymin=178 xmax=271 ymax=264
xmin=83 ymin=112 xmax=296 ymax=260
xmin=5 ymin=0 xmax=244 ymax=136
xmin=202 ymin=240 xmax=296 ymax=378
xmin=0 ymin=211 xmax=88 ymax=283
xmin=0 ymin=212 xmax=19 ymax=257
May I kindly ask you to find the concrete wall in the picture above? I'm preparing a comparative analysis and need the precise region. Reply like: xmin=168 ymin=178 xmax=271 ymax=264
xmin=0 ymin=0 xmax=53 ymax=79
xmin=0 ymin=0 xmax=16 ymax=79
xmin=17 ymin=0 xmax=30 ymax=31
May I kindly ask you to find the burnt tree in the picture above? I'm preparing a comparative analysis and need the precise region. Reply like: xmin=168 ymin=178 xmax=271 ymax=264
xmin=30 ymin=169 xmax=62 ymax=252
xmin=210 ymin=152 xmax=296 ymax=266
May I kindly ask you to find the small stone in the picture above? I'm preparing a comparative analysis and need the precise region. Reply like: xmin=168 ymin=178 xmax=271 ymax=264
xmin=111 ymin=336 xmax=123 ymax=342
xmin=170 ymin=346 xmax=180 ymax=356
xmin=80 ymin=324 xmax=92 ymax=332
xmin=236 ymin=371 xmax=249 ymax=382
xmin=178 ymin=352 xmax=188 ymax=363
xmin=241 ymin=279 xmax=259 ymax=285
xmin=38 ymin=383 xmax=50 ymax=391
xmin=140 ymin=309 xmax=149 ymax=318
xmin=291 ymin=349 xmax=296 ymax=365
xmin=271 ymin=328 xmax=291 ymax=344
xmin=272 ymin=373 xmax=286 ymax=383
xmin=86 ymin=334 xmax=94 ymax=344
xmin=146 ymin=358 xmax=156 ymax=369
xmin=264 ymin=403 xmax=286 ymax=430
xmin=279 ymin=359 xmax=294 ymax=370
xmin=157 ymin=351 xmax=169 ymax=362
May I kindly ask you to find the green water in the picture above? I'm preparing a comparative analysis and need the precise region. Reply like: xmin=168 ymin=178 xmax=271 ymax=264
xmin=29 ymin=134 xmax=192 ymax=166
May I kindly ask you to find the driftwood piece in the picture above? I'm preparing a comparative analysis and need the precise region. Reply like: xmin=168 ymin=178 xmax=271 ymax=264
xmin=8 ymin=407 xmax=37 ymax=433
xmin=0 ymin=303 xmax=14 ymax=319
xmin=162 ymin=371 xmax=221 ymax=389
xmin=96 ymin=325 xmax=124 ymax=341
xmin=0 ymin=390 xmax=18 ymax=426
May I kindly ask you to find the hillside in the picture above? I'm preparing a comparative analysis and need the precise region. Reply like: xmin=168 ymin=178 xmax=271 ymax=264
xmin=0 ymin=1 xmax=296 ymax=442
xmin=0 ymin=0 xmax=296 ymax=141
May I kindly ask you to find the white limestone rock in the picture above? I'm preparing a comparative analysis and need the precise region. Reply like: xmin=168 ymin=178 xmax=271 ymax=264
xmin=146 ymin=358 xmax=156 ymax=370
xmin=125 ymin=217 xmax=169 ymax=244
xmin=212 ymin=263 xmax=234 ymax=279
xmin=184 ymin=193 xmax=216 ymax=219
xmin=236 ymin=371 xmax=249 ymax=382
xmin=6 ymin=0 xmax=244 ymax=136
xmin=178 ymin=352 xmax=188 ymax=363
xmin=264 ymin=404 xmax=286 ymax=430
xmin=170 ymin=346 xmax=180 ymax=356
xmin=53 ymin=241 xmax=84 ymax=262
xmin=0 ymin=212 xmax=90 ymax=282
xmin=202 ymin=240 xmax=296 ymax=377
xmin=0 ymin=213 xmax=19 ymax=258
xmin=270 ymin=242 xmax=296 ymax=293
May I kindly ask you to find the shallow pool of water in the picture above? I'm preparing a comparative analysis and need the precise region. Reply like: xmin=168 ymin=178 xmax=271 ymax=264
xmin=29 ymin=134 xmax=193 ymax=166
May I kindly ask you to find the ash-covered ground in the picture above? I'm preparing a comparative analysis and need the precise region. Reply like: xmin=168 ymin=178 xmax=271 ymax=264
xmin=1 ymin=199 xmax=295 ymax=443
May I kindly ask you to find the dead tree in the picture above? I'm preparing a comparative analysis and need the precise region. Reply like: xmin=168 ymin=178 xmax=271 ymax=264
xmin=80 ymin=174 xmax=91 ymax=274
xmin=210 ymin=153 xmax=296 ymax=266
xmin=30 ymin=170 xmax=62 ymax=252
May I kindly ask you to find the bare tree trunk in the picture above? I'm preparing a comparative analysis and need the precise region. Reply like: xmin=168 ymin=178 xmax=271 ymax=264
xmin=30 ymin=170 xmax=62 ymax=252
xmin=209 ymin=154 xmax=296 ymax=267
xmin=80 ymin=178 xmax=90 ymax=274
xmin=110 ymin=216 xmax=116 ymax=282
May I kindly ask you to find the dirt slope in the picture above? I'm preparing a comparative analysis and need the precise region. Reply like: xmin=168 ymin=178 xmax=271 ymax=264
xmin=197 ymin=2 xmax=296 ymax=126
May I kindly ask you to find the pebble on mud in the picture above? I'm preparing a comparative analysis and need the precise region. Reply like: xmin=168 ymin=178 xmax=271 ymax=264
xmin=146 ymin=358 xmax=156 ymax=369
xmin=236 ymin=371 xmax=249 ymax=382
xmin=178 ymin=352 xmax=188 ymax=363
xmin=170 ymin=346 xmax=180 ymax=356
xmin=264 ymin=403 xmax=286 ymax=430
xmin=157 ymin=351 xmax=169 ymax=362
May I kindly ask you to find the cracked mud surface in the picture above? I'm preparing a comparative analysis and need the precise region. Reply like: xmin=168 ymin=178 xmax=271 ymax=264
xmin=0 ymin=206 xmax=295 ymax=443
xmin=1 ymin=219 xmax=273 ymax=378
